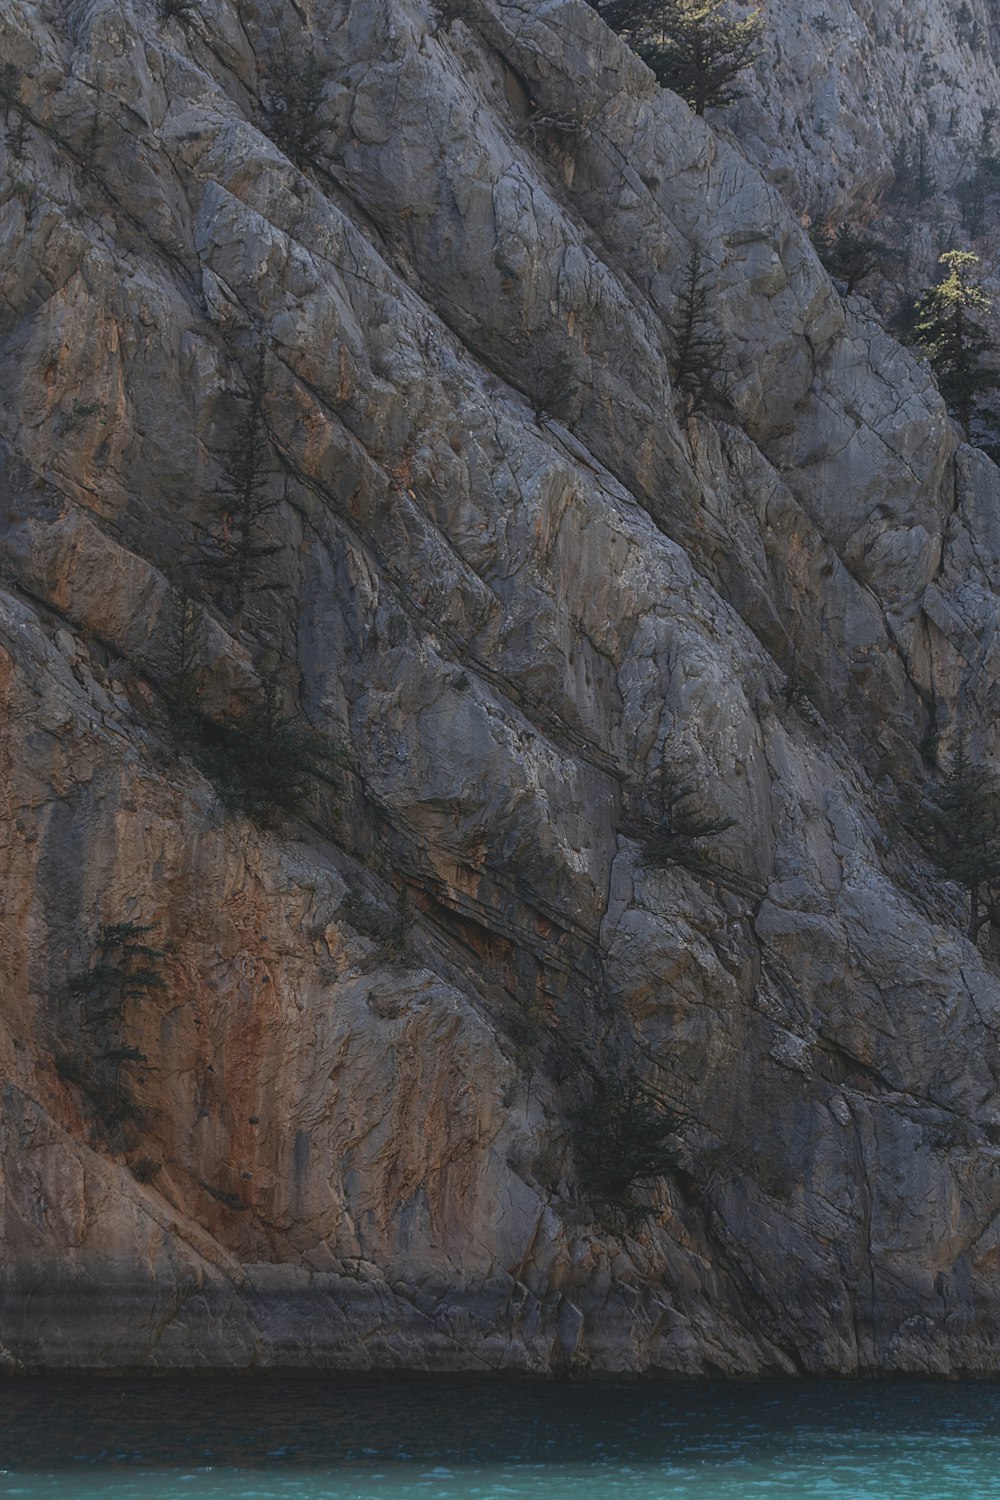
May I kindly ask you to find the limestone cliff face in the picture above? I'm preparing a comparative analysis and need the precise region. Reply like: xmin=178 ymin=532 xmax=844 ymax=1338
xmin=3 ymin=0 xmax=1000 ymax=1374
xmin=729 ymin=0 xmax=1000 ymax=217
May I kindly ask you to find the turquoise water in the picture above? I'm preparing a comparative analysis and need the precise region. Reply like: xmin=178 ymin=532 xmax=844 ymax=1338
xmin=2 ymin=1376 xmax=1000 ymax=1498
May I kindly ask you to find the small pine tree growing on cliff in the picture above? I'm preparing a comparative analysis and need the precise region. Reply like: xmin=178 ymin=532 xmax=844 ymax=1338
xmin=61 ymin=923 xmax=164 ymax=1151
xmin=671 ymin=248 xmax=728 ymax=410
xmin=67 ymin=924 xmax=164 ymax=1052
xmin=263 ymin=44 xmax=326 ymax=169
xmin=514 ymin=341 xmax=579 ymax=426
xmin=809 ymin=220 xmax=900 ymax=296
xmin=158 ymin=592 xmax=343 ymax=825
xmin=921 ymin=738 xmax=1000 ymax=941
xmin=891 ymin=129 xmax=936 ymax=205
xmin=956 ymin=113 xmax=1000 ymax=237
xmin=576 ymin=1070 xmax=683 ymax=1207
xmin=640 ymin=748 xmax=734 ymax=872
xmin=914 ymin=251 xmax=1000 ymax=441
xmin=588 ymin=0 xmax=762 ymax=115
xmin=956 ymin=169 xmax=988 ymax=237
xmin=203 ymin=345 xmax=285 ymax=631
xmin=193 ymin=675 xmax=342 ymax=824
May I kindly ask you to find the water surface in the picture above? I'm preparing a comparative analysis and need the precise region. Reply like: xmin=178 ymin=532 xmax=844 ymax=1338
xmin=2 ymin=1375 xmax=1000 ymax=1498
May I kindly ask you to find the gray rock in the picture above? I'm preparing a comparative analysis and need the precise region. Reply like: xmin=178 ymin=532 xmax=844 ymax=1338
xmin=2 ymin=0 xmax=1000 ymax=1375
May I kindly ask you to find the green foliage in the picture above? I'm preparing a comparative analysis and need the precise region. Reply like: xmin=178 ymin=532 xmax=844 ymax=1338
xmin=956 ymin=170 xmax=989 ymax=236
xmin=68 ymin=922 xmax=165 ymax=1017
xmin=671 ymin=248 xmax=728 ymax=410
xmin=920 ymin=737 xmax=1000 ymax=940
xmin=913 ymin=251 xmax=1000 ymax=441
xmin=202 ymin=345 xmax=285 ymax=630
xmin=263 ymin=45 xmax=326 ymax=169
xmin=184 ymin=676 xmax=342 ymax=824
xmin=162 ymin=589 xmax=342 ymax=826
xmin=589 ymin=0 xmax=762 ymax=115
xmin=79 ymin=108 xmax=104 ymax=177
xmin=60 ymin=923 xmax=164 ymax=1152
xmin=954 ymin=116 xmax=1000 ymax=237
xmin=576 ymin=1070 xmax=683 ymax=1206
xmin=890 ymin=129 xmax=936 ymax=204
xmin=640 ymin=750 xmax=734 ymax=872
xmin=516 ymin=343 xmax=579 ymax=425
xmin=809 ymin=220 xmax=901 ymax=295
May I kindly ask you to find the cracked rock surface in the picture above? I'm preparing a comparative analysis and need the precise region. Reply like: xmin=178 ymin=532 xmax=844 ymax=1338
xmin=3 ymin=0 xmax=1000 ymax=1372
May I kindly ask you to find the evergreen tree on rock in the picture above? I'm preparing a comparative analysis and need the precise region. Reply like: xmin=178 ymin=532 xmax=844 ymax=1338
xmin=588 ymin=0 xmax=763 ymax=116
xmin=671 ymin=248 xmax=729 ymax=410
xmin=914 ymin=251 xmax=1000 ymax=442
xmin=202 ymin=343 xmax=285 ymax=631
xmin=922 ymin=736 xmax=1000 ymax=941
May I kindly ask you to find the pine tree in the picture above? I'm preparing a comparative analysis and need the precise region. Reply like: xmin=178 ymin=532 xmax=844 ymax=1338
xmin=914 ymin=251 xmax=1000 ymax=441
xmin=891 ymin=129 xmax=936 ymax=204
xmin=62 ymin=923 xmax=165 ymax=1150
xmin=68 ymin=922 xmax=165 ymax=1025
xmin=922 ymin=738 xmax=1000 ymax=939
xmin=194 ymin=675 xmax=342 ymax=824
xmin=955 ymin=113 xmax=1000 ymax=238
xmin=671 ymin=249 xmax=728 ymax=410
xmin=589 ymin=0 xmax=762 ymax=116
xmin=576 ymin=1070 xmax=683 ymax=1204
xmin=641 ymin=746 xmax=734 ymax=871
xmin=810 ymin=221 xmax=900 ymax=296
xmin=203 ymin=345 xmax=285 ymax=630
xmin=264 ymin=44 xmax=326 ymax=169
xmin=956 ymin=170 xmax=988 ymax=237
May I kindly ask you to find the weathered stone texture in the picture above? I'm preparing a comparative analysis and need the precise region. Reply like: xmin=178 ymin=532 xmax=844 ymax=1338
xmin=3 ymin=0 xmax=1000 ymax=1373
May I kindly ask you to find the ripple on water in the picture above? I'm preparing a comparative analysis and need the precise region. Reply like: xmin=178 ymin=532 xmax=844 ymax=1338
xmin=3 ymin=1378 xmax=1000 ymax=1498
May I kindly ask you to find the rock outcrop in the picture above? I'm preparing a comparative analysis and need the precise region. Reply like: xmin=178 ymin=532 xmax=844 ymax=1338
xmin=730 ymin=0 xmax=1000 ymax=218
xmin=3 ymin=0 xmax=1000 ymax=1373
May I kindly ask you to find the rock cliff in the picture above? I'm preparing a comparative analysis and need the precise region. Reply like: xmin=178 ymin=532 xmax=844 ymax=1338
xmin=3 ymin=0 xmax=1000 ymax=1373
xmin=731 ymin=0 xmax=1000 ymax=218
